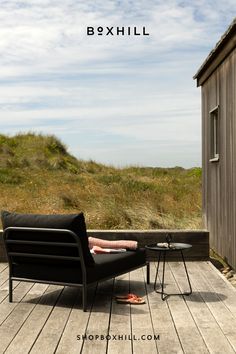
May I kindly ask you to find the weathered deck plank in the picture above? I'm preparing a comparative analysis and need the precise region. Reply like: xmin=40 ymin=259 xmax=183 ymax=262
xmin=0 ymin=263 xmax=8 ymax=273
xmin=5 ymin=285 xmax=63 ymax=354
xmin=199 ymin=262 xmax=236 ymax=314
xmin=0 ymin=262 xmax=235 ymax=354
xmin=56 ymin=287 xmax=96 ymax=354
xmin=29 ymin=286 xmax=79 ymax=354
xmin=0 ymin=283 xmax=49 ymax=352
xmin=130 ymin=267 xmax=158 ymax=354
xmin=147 ymin=262 xmax=184 ymax=354
xmin=107 ymin=273 xmax=132 ymax=354
xmin=0 ymin=267 xmax=10 ymax=286
xmin=0 ymin=282 xmax=34 ymax=326
xmin=82 ymin=280 xmax=114 ymax=354
xmin=163 ymin=263 xmax=209 ymax=354
xmin=169 ymin=261 xmax=235 ymax=353
xmin=185 ymin=262 xmax=236 ymax=352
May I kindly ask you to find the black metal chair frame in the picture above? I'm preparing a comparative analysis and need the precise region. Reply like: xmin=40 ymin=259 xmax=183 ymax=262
xmin=3 ymin=226 xmax=150 ymax=311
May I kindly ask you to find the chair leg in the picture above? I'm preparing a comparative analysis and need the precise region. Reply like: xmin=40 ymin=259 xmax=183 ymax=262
xmin=82 ymin=286 xmax=87 ymax=312
xmin=9 ymin=278 xmax=13 ymax=302
xmin=146 ymin=263 xmax=150 ymax=284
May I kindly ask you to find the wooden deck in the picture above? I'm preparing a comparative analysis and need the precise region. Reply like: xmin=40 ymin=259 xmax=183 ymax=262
xmin=0 ymin=261 xmax=236 ymax=353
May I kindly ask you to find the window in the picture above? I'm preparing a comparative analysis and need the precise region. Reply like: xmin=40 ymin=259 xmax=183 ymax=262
xmin=209 ymin=105 xmax=219 ymax=162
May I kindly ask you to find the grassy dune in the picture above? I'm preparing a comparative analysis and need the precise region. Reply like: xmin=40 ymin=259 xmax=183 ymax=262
xmin=0 ymin=133 xmax=202 ymax=229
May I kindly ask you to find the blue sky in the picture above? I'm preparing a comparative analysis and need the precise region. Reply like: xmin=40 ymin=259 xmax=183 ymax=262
xmin=0 ymin=1 xmax=235 ymax=167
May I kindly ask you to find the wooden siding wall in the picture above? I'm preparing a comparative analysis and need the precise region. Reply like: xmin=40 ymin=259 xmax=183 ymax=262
xmin=202 ymin=47 xmax=236 ymax=268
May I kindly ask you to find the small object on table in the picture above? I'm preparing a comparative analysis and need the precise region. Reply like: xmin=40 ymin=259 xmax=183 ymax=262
xmin=156 ymin=242 xmax=175 ymax=249
xmin=166 ymin=233 xmax=172 ymax=245
xmin=145 ymin=243 xmax=192 ymax=300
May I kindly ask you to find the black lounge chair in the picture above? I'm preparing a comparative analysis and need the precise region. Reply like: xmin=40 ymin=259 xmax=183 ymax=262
xmin=1 ymin=211 xmax=149 ymax=311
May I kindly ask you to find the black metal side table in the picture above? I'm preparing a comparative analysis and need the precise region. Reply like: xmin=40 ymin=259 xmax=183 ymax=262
xmin=145 ymin=243 xmax=192 ymax=300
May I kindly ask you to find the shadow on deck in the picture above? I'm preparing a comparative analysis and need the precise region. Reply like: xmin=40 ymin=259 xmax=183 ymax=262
xmin=0 ymin=261 xmax=236 ymax=354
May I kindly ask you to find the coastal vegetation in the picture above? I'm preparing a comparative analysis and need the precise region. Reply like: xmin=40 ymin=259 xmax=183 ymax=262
xmin=0 ymin=133 xmax=202 ymax=229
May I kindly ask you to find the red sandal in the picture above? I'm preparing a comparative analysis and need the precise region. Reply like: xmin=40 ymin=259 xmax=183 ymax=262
xmin=115 ymin=293 xmax=142 ymax=300
xmin=116 ymin=297 xmax=145 ymax=304
xmin=115 ymin=293 xmax=145 ymax=304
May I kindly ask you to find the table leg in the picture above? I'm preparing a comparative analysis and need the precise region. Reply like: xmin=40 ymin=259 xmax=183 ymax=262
xmin=146 ymin=262 xmax=150 ymax=284
xmin=154 ymin=251 xmax=162 ymax=291
xmin=154 ymin=251 xmax=168 ymax=300
xmin=161 ymin=251 xmax=166 ymax=300
xmin=153 ymin=250 xmax=192 ymax=300
xmin=180 ymin=250 xmax=192 ymax=295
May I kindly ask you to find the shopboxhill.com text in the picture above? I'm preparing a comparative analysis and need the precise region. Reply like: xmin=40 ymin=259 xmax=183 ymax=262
xmin=87 ymin=26 xmax=149 ymax=36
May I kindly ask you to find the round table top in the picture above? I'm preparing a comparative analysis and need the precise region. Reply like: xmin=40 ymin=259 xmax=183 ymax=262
xmin=145 ymin=242 xmax=192 ymax=252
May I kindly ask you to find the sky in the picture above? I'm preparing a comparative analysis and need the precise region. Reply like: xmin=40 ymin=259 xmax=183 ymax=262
xmin=0 ymin=1 xmax=235 ymax=168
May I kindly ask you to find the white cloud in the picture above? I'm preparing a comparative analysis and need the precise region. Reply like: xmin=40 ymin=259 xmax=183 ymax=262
xmin=0 ymin=0 xmax=235 ymax=166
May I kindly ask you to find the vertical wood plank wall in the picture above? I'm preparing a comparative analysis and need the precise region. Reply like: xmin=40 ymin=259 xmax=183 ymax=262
xmin=202 ymin=48 xmax=236 ymax=268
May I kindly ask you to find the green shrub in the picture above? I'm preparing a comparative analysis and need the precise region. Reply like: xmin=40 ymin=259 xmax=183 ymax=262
xmin=0 ymin=168 xmax=23 ymax=184
xmin=46 ymin=136 xmax=68 ymax=155
xmin=97 ymin=174 xmax=122 ymax=185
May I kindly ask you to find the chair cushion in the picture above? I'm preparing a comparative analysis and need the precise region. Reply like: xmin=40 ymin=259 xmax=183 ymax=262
xmin=11 ymin=249 xmax=146 ymax=284
xmin=87 ymin=248 xmax=146 ymax=282
xmin=1 ymin=210 xmax=94 ymax=266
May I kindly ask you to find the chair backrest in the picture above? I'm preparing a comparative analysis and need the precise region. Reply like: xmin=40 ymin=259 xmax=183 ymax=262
xmin=1 ymin=211 xmax=95 ymax=266
xmin=3 ymin=227 xmax=86 ymax=271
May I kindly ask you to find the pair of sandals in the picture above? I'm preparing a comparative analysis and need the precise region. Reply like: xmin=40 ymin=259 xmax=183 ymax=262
xmin=115 ymin=293 xmax=145 ymax=304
